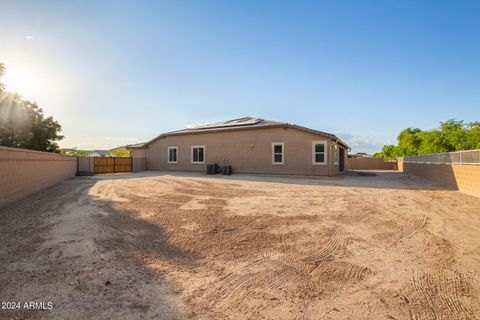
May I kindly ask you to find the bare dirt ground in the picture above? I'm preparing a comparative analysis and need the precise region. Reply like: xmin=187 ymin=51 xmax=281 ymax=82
xmin=1 ymin=171 xmax=479 ymax=319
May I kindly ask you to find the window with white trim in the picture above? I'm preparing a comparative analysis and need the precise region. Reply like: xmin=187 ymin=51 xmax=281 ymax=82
xmin=312 ymin=141 xmax=327 ymax=165
xmin=191 ymin=146 xmax=205 ymax=164
xmin=272 ymin=142 xmax=284 ymax=165
xmin=168 ymin=146 xmax=178 ymax=163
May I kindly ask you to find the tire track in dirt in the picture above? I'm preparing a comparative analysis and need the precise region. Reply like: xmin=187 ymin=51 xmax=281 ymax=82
xmin=398 ymin=216 xmax=427 ymax=240
xmin=380 ymin=214 xmax=480 ymax=320
xmin=300 ymin=232 xmax=350 ymax=264
xmin=313 ymin=260 xmax=372 ymax=280
xmin=387 ymin=216 xmax=478 ymax=319
xmin=210 ymin=258 xmax=267 ymax=301
xmin=204 ymin=232 xmax=372 ymax=316
xmin=404 ymin=269 xmax=475 ymax=319
xmin=216 ymin=263 xmax=304 ymax=314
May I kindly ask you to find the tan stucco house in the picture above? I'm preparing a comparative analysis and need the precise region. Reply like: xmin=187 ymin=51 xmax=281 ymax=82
xmin=127 ymin=117 xmax=349 ymax=176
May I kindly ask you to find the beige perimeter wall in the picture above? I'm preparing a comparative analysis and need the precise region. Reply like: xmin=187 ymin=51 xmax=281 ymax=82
xmin=397 ymin=157 xmax=404 ymax=172
xmin=347 ymin=157 xmax=397 ymax=170
xmin=132 ymin=157 xmax=146 ymax=172
xmin=140 ymin=127 xmax=347 ymax=176
xmin=0 ymin=146 xmax=77 ymax=208
xmin=402 ymin=161 xmax=480 ymax=197
xmin=78 ymin=157 xmax=95 ymax=173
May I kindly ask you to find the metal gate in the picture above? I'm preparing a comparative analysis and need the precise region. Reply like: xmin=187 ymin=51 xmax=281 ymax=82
xmin=94 ymin=157 xmax=132 ymax=174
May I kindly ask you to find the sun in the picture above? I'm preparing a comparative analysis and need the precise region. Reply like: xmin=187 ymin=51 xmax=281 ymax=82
xmin=1 ymin=57 xmax=70 ymax=109
xmin=2 ymin=64 xmax=38 ymax=100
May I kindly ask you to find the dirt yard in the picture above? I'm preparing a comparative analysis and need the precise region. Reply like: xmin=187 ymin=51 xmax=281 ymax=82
xmin=1 ymin=171 xmax=479 ymax=319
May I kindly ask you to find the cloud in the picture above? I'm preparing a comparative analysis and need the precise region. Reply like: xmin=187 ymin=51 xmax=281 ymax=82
xmin=333 ymin=131 xmax=396 ymax=154
xmin=25 ymin=35 xmax=35 ymax=41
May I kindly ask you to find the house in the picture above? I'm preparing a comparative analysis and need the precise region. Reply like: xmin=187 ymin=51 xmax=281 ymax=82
xmin=352 ymin=152 xmax=371 ymax=158
xmin=59 ymin=148 xmax=111 ymax=157
xmin=86 ymin=150 xmax=110 ymax=157
xmin=127 ymin=117 xmax=349 ymax=176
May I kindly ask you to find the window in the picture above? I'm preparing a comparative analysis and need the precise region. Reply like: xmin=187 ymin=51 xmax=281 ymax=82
xmin=312 ymin=141 xmax=327 ymax=165
xmin=191 ymin=146 xmax=205 ymax=164
xmin=272 ymin=142 xmax=284 ymax=165
xmin=168 ymin=146 xmax=178 ymax=164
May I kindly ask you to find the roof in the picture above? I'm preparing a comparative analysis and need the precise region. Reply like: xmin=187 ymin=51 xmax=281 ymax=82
xmin=127 ymin=117 xmax=349 ymax=150
xmin=60 ymin=148 xmax=111 ymax=156
xmin=86 ymin=150 xmax=110 ymax=157
xmin=352 ymin=152 xmax=371 ymax=157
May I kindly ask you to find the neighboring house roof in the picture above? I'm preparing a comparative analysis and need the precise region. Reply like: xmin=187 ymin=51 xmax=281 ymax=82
xmin=127 ymin=117 xmax=349 ymax=150
xmin=352 ymin=152 xmax=371 ymax=158
xmin=124 ymin=143 xmax=146 ymax=149
xmin=86 ymin=150 xmax=110 ymax=157
xmin=109 ymin=145 xmax=127 ymax=151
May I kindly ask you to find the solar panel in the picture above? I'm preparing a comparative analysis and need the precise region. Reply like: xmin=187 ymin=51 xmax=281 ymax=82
xmin=191 ymin=117 xmax=263 ymax=130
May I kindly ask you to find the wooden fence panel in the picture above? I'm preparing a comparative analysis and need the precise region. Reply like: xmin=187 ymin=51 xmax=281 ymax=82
xmin=94 ymin=157 xmax=131 ymax=174
xmin=114 ymin=157 xmax=132 ymax=173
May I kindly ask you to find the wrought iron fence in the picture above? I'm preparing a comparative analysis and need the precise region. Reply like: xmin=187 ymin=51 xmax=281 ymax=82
xmin=403 ymin=149 xmax=480 ymax=164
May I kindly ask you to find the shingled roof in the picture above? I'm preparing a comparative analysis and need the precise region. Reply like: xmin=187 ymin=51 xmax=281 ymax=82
xmin=127 ymin=117 xmax=349 ymax=149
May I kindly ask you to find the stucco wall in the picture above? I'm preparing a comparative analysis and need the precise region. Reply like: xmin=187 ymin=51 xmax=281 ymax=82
xmin=130 ymin=149 xmax=146 ymax=158
xmin=347 ymin=158 xmax=397 ymax=170
xmin=397 ymin=157 xmax=404 ymax=172
xmin=141 ymin=127 xmax=342 ymax=176
xmin=403 ymin=162 xmax=480 ymax=197
xmin=0 ymin=146 xmax=77 ymax=208
xmin=331 ymin=145 xmax=348 ymax=175
xmin=132 ymin=157 xmax=146 ymax=172
xmin=78 ymin=157 xmax=95 ymax=174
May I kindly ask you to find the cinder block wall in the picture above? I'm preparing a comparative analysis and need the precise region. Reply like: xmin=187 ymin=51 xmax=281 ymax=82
xmin=0 ymin=146 xmax=77 ymax=208
xmin=403 ymin=162 xmax=480 ymax=197
xmin=347 ymin=158 xmax=397 ymax=170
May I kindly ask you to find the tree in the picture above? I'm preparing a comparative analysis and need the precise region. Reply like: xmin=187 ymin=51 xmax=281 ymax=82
xmin=464 ymin=122 xmax=480 ymax=150
xmin=374 ymin=119 xmax=480 ymax=159
xmin=373 ymin=144 xmax=398 ymax=160
xmin=61 ymin=148 xmax=88 ymax=157
xmin=109 ymin=147 xmax=130 ymax=157
xmin=0 ymin=64 xmax=64 ymax=152
xmin=396 ymin=128 xmax=422 ymax=156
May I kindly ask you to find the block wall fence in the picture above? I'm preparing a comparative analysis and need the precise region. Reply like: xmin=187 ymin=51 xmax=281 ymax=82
xmin=0 ymin=146 xmax=77 ymax=208
xmin=346 ymin=157 xmax=397 ymax=170
xmin=399 ymin=157 xmax=480 ymax=197
xmin=0 ymin=146 xmax=148 ymax=208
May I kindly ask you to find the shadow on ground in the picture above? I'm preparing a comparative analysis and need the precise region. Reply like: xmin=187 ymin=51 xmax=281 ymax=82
xmin=0 ymin=178 xmax=184 ymax=320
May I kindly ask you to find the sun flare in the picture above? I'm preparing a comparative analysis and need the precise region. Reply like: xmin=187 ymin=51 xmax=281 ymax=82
xmin=2 ymin=64 xmax=39 ymax=99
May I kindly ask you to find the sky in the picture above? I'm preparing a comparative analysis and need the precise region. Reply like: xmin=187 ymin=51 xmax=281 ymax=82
xmin=0 ymin=0 xmax=479 ymax=154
